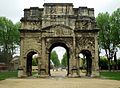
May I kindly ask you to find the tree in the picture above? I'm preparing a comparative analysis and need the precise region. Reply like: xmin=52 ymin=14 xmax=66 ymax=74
xmin=61 ymin=52 xmax=67 ymax=67
xmin=96 ymin=8 xmax=120 ymax=71
xmin=118 ymin=58 xmax=120 ymax=70
xmin=0 ymin=17 xmax=20 ymax=65
xmin=110 ymin=8 xmax=120 ymax=70
xmin=14 ymin=22 xmax=21 ymax=45
xmin=50 ymin=51 xmax=60 ymax=67
xmin=96 ymin=12 xmax=112 ymax=71
xmin=32 ymin=58 xmax=38 ymax=66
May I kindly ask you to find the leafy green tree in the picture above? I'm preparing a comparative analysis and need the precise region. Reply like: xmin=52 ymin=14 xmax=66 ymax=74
xmin=14 ymin=22 xmax=21 ymax=45
xmin=50 ymin=51 xmax=60 ymax=67
xmin=96 ymin=9 xmax=120 ymax=71
xmin=61 ymin=52 xmax=67 ymax=67
xmin=110 ymin=8 xmax=120 ymax=69
xmin=0 ymin=17 xmax=20 ymax=64
xmin=96 ymin=12 xmax=111 ymax=70
xmin=32 ymin=58 xmax=38 ymax=66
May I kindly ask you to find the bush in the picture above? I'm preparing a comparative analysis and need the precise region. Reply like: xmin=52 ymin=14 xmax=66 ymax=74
xmin=118 ymin=58 xmax=120 ymax=70
xmin=99 ymin=56 xmax=108 ymax=70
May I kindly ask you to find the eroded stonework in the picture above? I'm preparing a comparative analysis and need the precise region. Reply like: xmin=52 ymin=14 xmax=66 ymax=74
xmin=18 ymin=3 xmax=99 ymax=77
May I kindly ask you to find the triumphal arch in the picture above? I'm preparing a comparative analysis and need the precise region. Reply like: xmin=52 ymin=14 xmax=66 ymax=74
xmin=18 ymin=3 xmax=99 ymax=77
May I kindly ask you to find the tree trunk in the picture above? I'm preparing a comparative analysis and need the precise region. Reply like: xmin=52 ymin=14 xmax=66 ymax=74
xmin=108 ymin=58 xmax=111 ymax=71
xmin=105 ymin=49 xmax=111 ymax=71
xmin=114 ymin=52 xmax=117 ymax=70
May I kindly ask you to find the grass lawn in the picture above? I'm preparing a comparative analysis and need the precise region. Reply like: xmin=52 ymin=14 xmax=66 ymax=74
xmin=0 ymin=71 xmax=120 ymax=81
xmin=100 ymin=71 xmax=120 ymax=80
xmin=0 ymin=71 xmax=38 ymax=80
xmin=0 ymin=71 xmax=18 ymax=80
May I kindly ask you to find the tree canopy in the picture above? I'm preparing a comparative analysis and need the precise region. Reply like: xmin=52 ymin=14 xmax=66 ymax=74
xmin=50 ymin=51 xmax=60 ymax=67
xmin=96 ymin=8 xmax=120 ymax=70
xmin=0 ymin=17 xmax=20 ymax=64
xmin=61 ymin=52 xmax=68 ymax=67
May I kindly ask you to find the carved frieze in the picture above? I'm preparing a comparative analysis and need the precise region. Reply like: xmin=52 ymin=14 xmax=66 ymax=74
xmin=42 ymin=25 xmax=73 ymax=37
xmin=76 ymin=37 xmax=95 ymax=51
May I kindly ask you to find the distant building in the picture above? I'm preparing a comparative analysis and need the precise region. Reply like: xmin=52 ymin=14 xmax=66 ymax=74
xmin=10 ymin=56 xmax=19 ymax=70
xmin=0 ymin=63 xmax=7 ymax=71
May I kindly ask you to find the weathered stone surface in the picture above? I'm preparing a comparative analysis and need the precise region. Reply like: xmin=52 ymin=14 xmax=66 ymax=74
xmin=19 ymin=3 xmax=99 ymax=77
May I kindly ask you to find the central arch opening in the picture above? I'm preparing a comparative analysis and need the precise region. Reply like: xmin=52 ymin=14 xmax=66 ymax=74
xmin=48 ymin=42 xmax=69 ymax=77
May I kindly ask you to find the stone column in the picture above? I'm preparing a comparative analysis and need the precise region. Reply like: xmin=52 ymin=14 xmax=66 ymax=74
xmin=41 ymin=37 xmax=48 ymax=76
xmin=68 ymin=49 xmax=72 ymax=75
xmin=18 ymin=37 xmax=27 ymax=77
xmin=92 ymin=35 xmax=99 ymax=77
xmin=37 ymin=56 xmax=41 ymax=75
xmin=76 ymin=53 xmax=80 ymax=76
xmin=23 ymin=57 xmax=27 ymax=76
xmin=70 ymin=36 xmax=80 ymax=77
xmin=46 ymin=50 xmax=49 ymax=76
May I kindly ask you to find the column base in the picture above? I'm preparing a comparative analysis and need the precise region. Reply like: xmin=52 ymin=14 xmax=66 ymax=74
xmin=91 ymin=71 xmax=100 ymax=77
xmin=18 ymin=69 xmax=27 ymax=78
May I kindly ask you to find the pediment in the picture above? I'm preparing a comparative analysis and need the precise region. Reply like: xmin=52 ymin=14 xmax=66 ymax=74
xmin=41 ymin=24 xmax=73 ymax=36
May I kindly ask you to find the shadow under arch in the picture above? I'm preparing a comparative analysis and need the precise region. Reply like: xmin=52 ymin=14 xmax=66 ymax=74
xmin=48 ymin=42 xmax=70 ymax=76
xmin=80 ymin=49 xmax=92 ymax=77
xmin=26 ymin=50 xmax=39 ymax=76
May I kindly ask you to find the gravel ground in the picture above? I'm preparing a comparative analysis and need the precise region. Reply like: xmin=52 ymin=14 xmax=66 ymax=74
xmin=0 ymin=70 xmax=120 ymax=88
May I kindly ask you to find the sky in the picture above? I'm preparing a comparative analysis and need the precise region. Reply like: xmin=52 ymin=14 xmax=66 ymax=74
xmin=0 ymin=0 xmax=120 ymax=60
xmin=0 ymin=0 xmax=120 ymax=23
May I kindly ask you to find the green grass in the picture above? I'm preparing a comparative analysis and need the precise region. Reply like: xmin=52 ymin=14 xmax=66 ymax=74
xmin=100 ymin=71 xmax=120 ymax=80
xmin=0 ymin=71 xmax=120 ymax=81
xmin=0 ymin=71 xmax=38 ymax=80
xmin=0 ymin=71 xmax=18 ymax=80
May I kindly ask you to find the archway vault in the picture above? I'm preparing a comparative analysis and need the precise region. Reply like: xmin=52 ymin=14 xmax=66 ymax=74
xmin=48 ymin=42 xmax=69 ymax=52
xmin=24 ymin=49 xmax=40 ymax=58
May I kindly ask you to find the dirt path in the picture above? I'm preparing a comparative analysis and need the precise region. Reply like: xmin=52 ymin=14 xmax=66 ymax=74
xmin=0 ymin=70 xmax=120 ymax=88
xmin=0 ymin=78 xmax=120 ymax=88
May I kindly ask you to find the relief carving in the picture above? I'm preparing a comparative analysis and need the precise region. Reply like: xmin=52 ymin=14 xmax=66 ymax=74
xmin=76 ymin=37 xmax=95 ymax=51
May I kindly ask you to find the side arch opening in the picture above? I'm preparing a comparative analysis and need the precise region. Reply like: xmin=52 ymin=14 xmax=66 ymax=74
xmin=79 ymin=50 xmax=92 ymax=77
xmin=26 ymin=51 xmax=39 ymax=76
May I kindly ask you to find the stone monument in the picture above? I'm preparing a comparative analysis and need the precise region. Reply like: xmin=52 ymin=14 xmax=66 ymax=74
xmin=18 ymin=3 xmax=99 ymax=77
